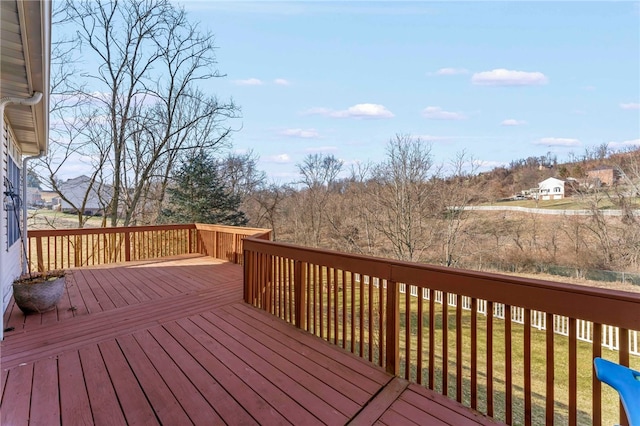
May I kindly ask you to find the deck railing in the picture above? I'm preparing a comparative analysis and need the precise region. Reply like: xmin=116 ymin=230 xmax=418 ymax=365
xmin=28 ymin=223 xmax=271 ymax=271
xmin=243 ymin=237 xmax=640 ymax=426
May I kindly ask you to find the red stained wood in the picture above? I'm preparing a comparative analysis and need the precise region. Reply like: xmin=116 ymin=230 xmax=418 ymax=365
xmin=30 ymin=358 xmax=60 ymax=425
xmin=348 ymin=377 xmax=408 ymax=425
xmin=401 ymin=384 xmax=501 ymax=425
xmin=98 ymin=340 xmax=159 ymax=426
xmin=131 ymin=330 xmax=224 ymax=424
xmin=1 ymin=363 xmax=33 ymax=426
xmin=220 ymin=305 xmax=375 ymax=404
xmin=147 ymin=325 xmax=257 ymax=425
xmin=117 ymin=334 xmax=192 ymax=425
xmin=78 ymin=345 xmax=127 ymax=425
xmin=1 ymin=255 xmax=501 ymax=426
xmin=58 ymin=351 xmax=93 ymax=425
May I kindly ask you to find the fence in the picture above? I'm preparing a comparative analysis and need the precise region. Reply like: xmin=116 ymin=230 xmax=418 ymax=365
xmin=244 ymin=237 xmax=640 ymax=426
xmin=28 ymin=223 xmax=272 ymax=271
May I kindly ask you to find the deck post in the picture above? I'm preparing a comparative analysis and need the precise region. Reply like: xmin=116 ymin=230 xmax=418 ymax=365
xmin=294 ymin=260 xmax=307 ymax=329
xmin=386 ymin=280 xmax=400 ymax=375
xmin=244 ymin=249 xmax=253 ymax=304
xmin=124 ymin=230 xmax=131 ymax=262
xmin=35 ymin=235 xmax=44 ymax=272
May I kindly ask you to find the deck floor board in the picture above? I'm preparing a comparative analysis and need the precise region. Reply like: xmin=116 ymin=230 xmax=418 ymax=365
xmin=1 ymin=255 xmax=500 ymax=425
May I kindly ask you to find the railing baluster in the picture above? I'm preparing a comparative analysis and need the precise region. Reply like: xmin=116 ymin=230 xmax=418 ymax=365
xmin=569 ymin=317 xmax=577 ymax=426
xmin=405 ymin=286 xmax=411 ymax=380
xmin=593 ymin=322 xmax=602 ymax=426
xmin=443 ymin=291 xmax=449 ymax=396
xmin=334 ymin=268 xmax=339 ymax=346
xmin=327 ymin=267 xmax=332 ymax=342
xmin=417 ymin=289 xmax=423 ymax=384
xmin=505 ymin=304 xmax=512 ymax=425
xmin=524 ymin=308 xmax=532 ymax=426
xmin=429 ymin=289 xmax=435 ymax=390
xmin=379 ymin=277 xmax=385 ymax=367
xmin=359 ymin=272 xmax=364 ymax=358
xmin=471 ymin=297 xmax=477 ymax=410
xmin=456 ymin=293 xmax=463 ymax=402
xmin=619 ymin=327 xmax=630 ymax=426
xmin=369 ymin=275 xmax=373 ymax=362
xmin=546 ymin=312 xmax=555 ymax=425
xmin=351 ymin=271 xmax=355 ymax=353
xmin=342 ymin=270 xmax=347 ymax=350
xmin=487 ymin=300 xmax=494 ymax=417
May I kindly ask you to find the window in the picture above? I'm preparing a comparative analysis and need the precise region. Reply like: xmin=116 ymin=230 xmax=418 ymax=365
xmin=5 ymin=155 xmax=21 ymax=248
xmin=553 ymin=186 xmax=561 ymax=193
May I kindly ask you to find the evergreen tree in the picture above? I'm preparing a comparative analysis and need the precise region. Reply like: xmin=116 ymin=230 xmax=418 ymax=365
xmin=161 ymin=151 xmax=248 ymax=225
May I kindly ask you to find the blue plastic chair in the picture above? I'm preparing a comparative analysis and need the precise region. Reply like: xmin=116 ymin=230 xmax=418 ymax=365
xmin=594 ymin=357 xmax=640 ymax=425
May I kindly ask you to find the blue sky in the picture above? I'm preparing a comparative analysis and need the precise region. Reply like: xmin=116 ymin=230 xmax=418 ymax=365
xmin=174 ymin=1 xmax=639 ymax=183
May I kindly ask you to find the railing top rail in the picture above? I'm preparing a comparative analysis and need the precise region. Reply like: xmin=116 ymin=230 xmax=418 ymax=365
xmin=243 ymin=237 xmax=640 ymax=330
xmin=194 ymin=223 xmax=272 ymax=237
xmin=28 ymin=223 xmax=197 ymax=237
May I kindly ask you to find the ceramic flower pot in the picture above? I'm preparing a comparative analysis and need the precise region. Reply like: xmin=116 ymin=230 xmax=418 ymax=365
xmin=12 ymin=276 xmax=65 ymax=314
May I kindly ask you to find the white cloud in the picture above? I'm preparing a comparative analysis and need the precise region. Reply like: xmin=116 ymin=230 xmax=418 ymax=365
xmin=620 ymin=103 xmax=640 ymax=110
xmin=471 ymin=69 xmax=548 ymax=86
xmin=430 ymin=67 xmax=469 ymax=76
xmin=422 ymin=106 xmax=467 ymax=120
xmin=305 ymin=146 xmax=338 ymax=153
xmin=279 ymin=128 xmax=319 ymax=138
xmin=608 ymin=139 xmax=640 ymax=149
xmin=331 ymin=103 xmax=395 ymax=119
xmin=265 ymin=154 xmax=291 ymax=163
xmin=534 ymin=137 xmax=580 ymax=147
xmin=304 ymin=103 xmax=394 ymax=119
xmin=234 ymin=78 xmax=264 ymax=86
xmin=274 ymin=78 xmax=291 ymax=86
xmin=501 ymin=119 xmax=527 ymax=126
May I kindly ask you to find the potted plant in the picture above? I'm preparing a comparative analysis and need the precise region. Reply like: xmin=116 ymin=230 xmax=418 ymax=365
xmin=4 ymin=178 xmax=65 ymax=314
xmin=12 ymin=269 xmax=65 ymax=314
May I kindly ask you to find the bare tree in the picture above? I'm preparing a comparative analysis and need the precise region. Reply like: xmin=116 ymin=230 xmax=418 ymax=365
xmin=434 ymin=150 xmax=479 ymax=267
xmin=52 ymin=0 xmax=238 ymax=226
xmin=218 ymin=151 xmax=267 ymax=200
xmin=296 ymin=154 xmax=343 ymax=246
xmin=368 ymin=134 xmax=435 ymax=262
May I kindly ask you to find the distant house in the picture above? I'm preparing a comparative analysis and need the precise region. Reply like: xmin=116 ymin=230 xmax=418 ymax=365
xmin=55 ymin=176 xmax=112 ymax=216
xmin=587 ymin=167 xmax=619 ymax=186
xmin=537 ymin=177 xmax=565 ymax=200
xmin=39 ymin=190 xmax=58 ymax=208
xmin=26 ymin=186 xmax=43 ymax=207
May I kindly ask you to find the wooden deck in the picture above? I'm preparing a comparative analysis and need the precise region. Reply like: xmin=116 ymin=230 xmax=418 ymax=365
xmin=1 ymin=255 xmax=499 ymax=425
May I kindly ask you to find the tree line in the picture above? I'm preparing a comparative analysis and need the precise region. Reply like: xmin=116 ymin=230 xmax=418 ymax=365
xmin=37 ymin=0 xmax=640 ymax=277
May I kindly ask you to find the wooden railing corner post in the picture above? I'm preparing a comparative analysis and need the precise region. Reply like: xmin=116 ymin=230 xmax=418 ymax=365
xmin=243 ymin=248 xmax=251 ymax=303
xmin=385 ymin=280 xmax=400 ymax=375
xmin=35 ymin=235 xmax=45 ymax=272
xmin=124 ymin=230 xmax=131 ymax=262
xmin=294 ymin=260 xmax=307 ymax=329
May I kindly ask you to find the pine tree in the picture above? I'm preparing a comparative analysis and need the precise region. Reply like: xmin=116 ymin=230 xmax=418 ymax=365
xmin=161 ymin=151 xmax=248 ymax=225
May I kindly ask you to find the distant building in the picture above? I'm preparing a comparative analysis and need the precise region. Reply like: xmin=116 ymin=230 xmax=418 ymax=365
xmin=39 ymin=190 xmax=58 ymax=209
xmin=537 ymin=177 xmax=565 ymax=200
xmin=26 ymin=187 xmax=43 ymax=207
xmin=587 ymin=167 xmax=619 ymax=186
xmin=55 ymin=176 xmax=112 ymax=216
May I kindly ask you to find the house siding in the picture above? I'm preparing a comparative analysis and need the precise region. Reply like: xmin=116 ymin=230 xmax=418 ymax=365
xmin=1 ymin=119 xmax=23 ymax=313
